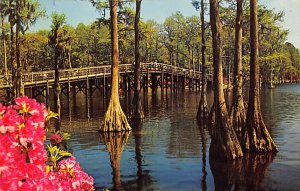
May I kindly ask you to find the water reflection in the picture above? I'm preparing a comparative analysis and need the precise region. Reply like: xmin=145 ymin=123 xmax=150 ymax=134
xmin=100 ymin=132 xmax=131 ymax=191
xmin=122 ymin=121 xmax=157 ymax=191
xmin=34 ymin=85 xmax=300 ymax=190
xmin=210 ymin=153 xmax=275 ymax=191
xmin=198 ymin=122 xmax=208 ymax=191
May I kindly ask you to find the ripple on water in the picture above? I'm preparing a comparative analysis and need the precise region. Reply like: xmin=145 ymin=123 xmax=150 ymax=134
xmin=55 ymin=85 xmax=300 ymax=190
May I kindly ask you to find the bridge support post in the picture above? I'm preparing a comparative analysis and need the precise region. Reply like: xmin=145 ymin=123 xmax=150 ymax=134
xmin=86 ymin=75 xmax=90 ymax=118
xmin=72 ymin=83 xmax=77 ymax=113
xmin=177 ymin=72 xmax=179 ymax=90
xmin=103 ymin=69 xmax=106 ymax=99
xmin=147 ymin=66 xmax=149 ymax=92
xmin=46 ymin=80 xmax=49 ymax=106
xmin=182 ymin=73 xmax=186 ymax=90
xmin=123 ymin=75 xmax=127 ymax=92
xmin=127 ymin=75 xmax=132 ymax=92
xmin=171 ymin=69 xmax=174 ymax=90
xmin=67 ymin=78 xmax=71 ymax=116
xmin=150 ymin=74 xmax=158 ymax=93
xmin=161 ymin=68 xmax=164 ymax=91
xmin=31 ymin=87 xmax=35 ymax=99
xmin=67 ymin=77 xmax=71 ymax=105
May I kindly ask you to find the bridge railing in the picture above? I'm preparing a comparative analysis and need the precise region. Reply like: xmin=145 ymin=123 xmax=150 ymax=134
xmin=0 ymin=63 xmax=212 ymax=88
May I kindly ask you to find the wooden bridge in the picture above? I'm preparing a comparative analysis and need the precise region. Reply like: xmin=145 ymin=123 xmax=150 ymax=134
xmin=0 ymin=63 xmax=212 ymax=102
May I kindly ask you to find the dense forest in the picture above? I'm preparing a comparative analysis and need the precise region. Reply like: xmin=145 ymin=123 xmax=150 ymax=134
xmin=1 ymin=0 xmax=300 ymax=88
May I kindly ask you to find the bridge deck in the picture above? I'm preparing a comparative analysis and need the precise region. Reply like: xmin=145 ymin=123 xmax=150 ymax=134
xmin=0 ymin=63 xmax=212 ymax=88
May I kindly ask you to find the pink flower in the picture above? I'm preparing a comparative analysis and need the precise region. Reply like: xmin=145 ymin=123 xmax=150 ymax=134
xmin=0 ymin=97 xmax=94 ymax=191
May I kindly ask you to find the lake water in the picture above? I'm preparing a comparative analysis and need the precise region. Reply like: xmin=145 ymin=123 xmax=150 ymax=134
xmin=53 ymin=84 xmax=300 ymax=191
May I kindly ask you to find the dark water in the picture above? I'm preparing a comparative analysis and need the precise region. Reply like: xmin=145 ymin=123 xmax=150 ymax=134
xmin=48 ymin=84 xmax=300 ymax=191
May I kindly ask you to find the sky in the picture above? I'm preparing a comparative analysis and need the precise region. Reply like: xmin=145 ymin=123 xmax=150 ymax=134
xmin=33 ymin=0 xmax=300 ymax=49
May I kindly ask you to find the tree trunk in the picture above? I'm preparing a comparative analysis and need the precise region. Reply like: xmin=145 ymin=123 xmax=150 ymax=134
xmin=209 ymin=0 xmax=243 ymax=160
xmin=197 ymin=0 xmax=209 ymax=121
xmin=229 ymin=0 xmax=246 ymax=135
xmin=1 ymin=15 xmax=8 ymax=79
xmin=53 ymin=28 xmax=61 ymax=132
xmin=15 ymin=0 xmax=24 ymax=97
xmin=100 ymin=0 xmax=131 ymax=132
xmin=242 ymin=0 xmax=278 ymax=153
xmin=15 ymin=27 xmax=21 ymax=97
xmin=68 ymin=50 xmax=72 ymax=69
xmin=10 ymin=23 xmax=16 ymax=99
xmin=131 ymin=0 xmax=144 ymax=120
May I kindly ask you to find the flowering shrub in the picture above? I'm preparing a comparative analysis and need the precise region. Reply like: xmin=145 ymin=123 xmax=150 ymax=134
xmin=0 ymin=96 xmax=94 ymax=191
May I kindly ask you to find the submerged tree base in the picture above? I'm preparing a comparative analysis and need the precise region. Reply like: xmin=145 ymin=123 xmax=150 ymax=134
xmin=130 ymin=93 xmax=144 ymax=120
xmin=208 ymin=102 xmax=216 ymax=129
xmin=210 ymin=123 xmax=244 ymax=160
xmin=100 ymin=101 xmax=131 ymax=132
xmin=210 ymin=102 xmax=243 ymax=160
xmin=197 ymin=98 xmax=209 ymax=122
xmin=243 ymin=113 xmax=278 ymax=153
xmin=230 ymin=102 xmax=246 ymax=135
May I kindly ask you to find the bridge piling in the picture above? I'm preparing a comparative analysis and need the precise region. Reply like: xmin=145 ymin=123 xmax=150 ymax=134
xmin=103 ymin=68 xmax=106 ymax=99
xmin=177 ymin=71 xmax=179 ymax=89
xmin=67 ymin=77 xmax=71 ymax=111
xmin=72 ymin=83 xmax=77 ymax=115
xmin=46 ymin=80 xmax=49 ymax=106
xmin=161 ymin=68 xmax=164 ymax=90
xmin=86 ymin=75 xmax=90 ymax=118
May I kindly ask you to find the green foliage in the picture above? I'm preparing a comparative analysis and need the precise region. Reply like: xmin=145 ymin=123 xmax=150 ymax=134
xmin=57 ymin=131 xmax=71 ymax=141
xmin=47 ymin=144 xmax=72 ymax=165
xmin=46 ymin=110 xmax=59 ymax=121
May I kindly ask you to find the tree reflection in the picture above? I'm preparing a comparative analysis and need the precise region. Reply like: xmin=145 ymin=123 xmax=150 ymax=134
xmin=198 ymin=121 xmax=208 ymax=191
xmin=101 ymin=131 xmax=131 ymax=191
xmin=121 ymin=120 xmax=157 ymax=191
xmin=210 ymin=153 xmax=275 ymax=191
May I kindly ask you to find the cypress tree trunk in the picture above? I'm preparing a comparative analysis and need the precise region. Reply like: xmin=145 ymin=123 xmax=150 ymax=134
xmin=197 ymin=0 xmax=209 ymax=121
xmin=242 ymin=0 xmax=278 ymax=153
xmin=14 ymin=0 xmax=24 ymax=97
xmin=209 ymin=0 xmax=243 ymax=160
xmin=15 ymin=27 xmax=21 ymax=97
xmin=131 ymin=0 xmax=144 ymax=120
xmin=100 ymin=0 xmax=131 ymax=132
xmin=229 ymin=0 xmax=246 ymax=134
xmin=10 ymin=22 xmax=16 ymax=99
xmin=1 ymin=15 xmax=8 ymax=79
xmin=53 ymin=27 xmax=61 ymax=132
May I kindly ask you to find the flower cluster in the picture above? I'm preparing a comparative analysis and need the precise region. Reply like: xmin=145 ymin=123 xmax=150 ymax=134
xmin=0 ymin=96 xmax=94 ymax=191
